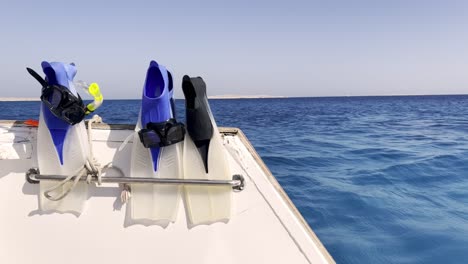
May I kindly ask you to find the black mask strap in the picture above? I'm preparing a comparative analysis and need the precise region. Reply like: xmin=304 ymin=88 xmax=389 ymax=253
xmin=26 ymin=67 xmax=48 ymax=87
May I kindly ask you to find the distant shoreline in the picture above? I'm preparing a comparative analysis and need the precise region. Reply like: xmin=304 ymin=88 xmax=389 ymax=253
xmin=1 ymin=94 xmax=468 ymax=101
xmin=208 ymin=95 xmax=288 ymax=99
xmin=0 ymin=95 xmax=288 ymax=101
xmin=0 ymin=97 xmax=40 ymax=101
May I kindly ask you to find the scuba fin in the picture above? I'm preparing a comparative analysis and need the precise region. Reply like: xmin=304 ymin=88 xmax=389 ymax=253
xmin=129 ymin=60 xmax=185 ymax=224
xmin=28 ymin=61 xmax=91 ymax=214
xmin=182 ymin=75 xmax=232 ymax=225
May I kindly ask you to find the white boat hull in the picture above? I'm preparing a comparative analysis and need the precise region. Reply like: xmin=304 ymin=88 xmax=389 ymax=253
xmin=0 ymin=121 xmax=334 ymax=264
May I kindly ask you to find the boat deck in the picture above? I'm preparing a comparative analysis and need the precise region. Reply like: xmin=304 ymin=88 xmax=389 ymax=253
xmin=0 ymin=120 xmax=334 ymax=264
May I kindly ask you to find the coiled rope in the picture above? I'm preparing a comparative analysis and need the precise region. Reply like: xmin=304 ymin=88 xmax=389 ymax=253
xmin=43 ymin=115 xmax=104 ymax=201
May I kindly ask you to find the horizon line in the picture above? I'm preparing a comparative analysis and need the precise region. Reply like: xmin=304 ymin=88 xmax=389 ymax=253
xmin=1 ymin=93 xmax=468 ymax=101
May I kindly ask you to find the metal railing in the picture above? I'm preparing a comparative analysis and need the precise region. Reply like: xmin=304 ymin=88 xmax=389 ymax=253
xmin=26 ymin=168 xmax=245 ymax=191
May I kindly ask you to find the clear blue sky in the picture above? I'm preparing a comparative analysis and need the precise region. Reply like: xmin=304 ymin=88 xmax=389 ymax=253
xmin=1 ymin=0 xmax=468 ymax=99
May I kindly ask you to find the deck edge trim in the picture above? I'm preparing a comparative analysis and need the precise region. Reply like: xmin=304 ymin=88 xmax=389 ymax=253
xmin=224 ymin=127 xmax=336 ymax=264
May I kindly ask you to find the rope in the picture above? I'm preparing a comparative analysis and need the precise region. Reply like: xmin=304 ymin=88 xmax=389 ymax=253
xmin=101 ymin=162 xmax=131 ymax=204
xmin=43 ymin=115 xmax=129 ymax=203
xmin=121 ymin=184 xmax=132 ymax=204
xmin=43 ymin=115 xmax=103 ymax=201
xmin=86 ymin=115 xmax=102 ymax=185
xmin=43 ymin=167 xmax=87 ymax=201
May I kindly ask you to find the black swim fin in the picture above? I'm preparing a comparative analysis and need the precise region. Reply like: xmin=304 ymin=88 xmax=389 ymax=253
xmin=182 ymin=75 xmax=213 ymax=173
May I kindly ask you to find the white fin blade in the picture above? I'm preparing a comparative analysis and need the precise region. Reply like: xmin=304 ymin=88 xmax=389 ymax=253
xmin=129 ymin=131 xmax=155 ymax=220
xmin=184 ymin=132 xmax=232 ymax=225
xmin=37 ymin=113 xmax=89 ymax=214
xmin=206 ymin=133 xmax=232 ymax=220
xmin=129 ymin=128 xmax=182 ymax=223
xmin=183 ymin=135 xmax=211 ymax=225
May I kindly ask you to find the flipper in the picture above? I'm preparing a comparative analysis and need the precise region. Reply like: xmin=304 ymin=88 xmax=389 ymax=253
xmin=129 ymin=61 xmax=184 ymax=224
xmin=182 ymin=75 xmax=232 ymax=225
xmin=35 ymin=61 xmax=90 ymax=214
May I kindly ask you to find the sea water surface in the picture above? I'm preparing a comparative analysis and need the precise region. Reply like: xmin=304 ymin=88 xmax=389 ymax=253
xmin=1 ymin=96 xmax=468 ymax=264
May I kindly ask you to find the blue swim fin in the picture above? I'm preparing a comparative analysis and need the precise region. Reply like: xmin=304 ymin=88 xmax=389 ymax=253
xmin=36 ymin=61 xmax=90 ymax=214
xmin=129 ymin=60 xmax=184 ymax=224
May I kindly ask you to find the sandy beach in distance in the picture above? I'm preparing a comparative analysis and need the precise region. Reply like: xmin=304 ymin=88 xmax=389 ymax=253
xmin=0 ymin=97 xmax=40 ymax=101
xmin=208 ymin=95 xmax=287 ymax=99
xmin=0 ymin=96 xmax=287 ymax=101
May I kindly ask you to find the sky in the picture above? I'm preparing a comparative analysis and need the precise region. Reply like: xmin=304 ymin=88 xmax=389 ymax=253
xmin=1 ymin=0 xmax=468 ymax=99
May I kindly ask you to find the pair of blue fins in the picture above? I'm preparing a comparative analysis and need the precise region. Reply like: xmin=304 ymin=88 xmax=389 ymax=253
xmin=28 ymin=61 xmax=232 ymax=225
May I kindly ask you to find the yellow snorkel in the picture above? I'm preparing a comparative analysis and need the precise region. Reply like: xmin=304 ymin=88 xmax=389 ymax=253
xmin=74 ymin=80 xmax=104 ymax=114
xmin=85 ymin=83 xmax=103 ymax=114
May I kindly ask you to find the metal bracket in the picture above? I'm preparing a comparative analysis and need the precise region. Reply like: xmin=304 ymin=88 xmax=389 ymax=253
xmin=26 ymin=167 xmax=40 ymax=184
xmin=25 ymin=168 xmax=245 ymax=191
xmin=232 ymin=174 xmax=245 ymax=191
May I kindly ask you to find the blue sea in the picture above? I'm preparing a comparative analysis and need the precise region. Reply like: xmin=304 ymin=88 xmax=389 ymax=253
xmin=1 ymin=96 xmax=468 ymax=264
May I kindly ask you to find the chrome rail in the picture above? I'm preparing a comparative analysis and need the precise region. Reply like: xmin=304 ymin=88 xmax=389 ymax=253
xmin=26 ymin=168 xmax=245 ymax=191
